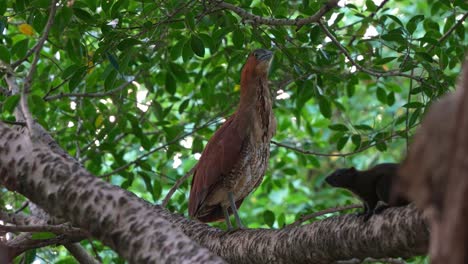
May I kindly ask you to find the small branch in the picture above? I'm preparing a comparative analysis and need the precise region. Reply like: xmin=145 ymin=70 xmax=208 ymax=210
xmin=427 ymin=12 xmax=468 ymax=53
xmin=348 ymin=0 xmax=389 ymax=46
xmin=161 ymin=166 xmax=195 ymax=207
xmin=209 ymin=0 xmax=338 ymax=27
xmin=44 ymin=74 xmax=140 ymax=101
xmin=286 ymin=204 xmax=362 ymax=228
xmin=405 ymin=69 xmax=414 ymax=153
xmin=1 ymin=120 xmax=26 ymax=126
xmin=0 ymin=224 xmax=87 ymax=236
xmin=21 ymin=0 xmax=58 ymax=137
xmin=271 ymin=128 xmax=402 ymax=157
xmin=6 ymin=233 xmax=85 ymax=258
xmin=64 ymin=243 xmax=101 ymax=264
xmin=318 ymin=21 xmax=426 ymax=83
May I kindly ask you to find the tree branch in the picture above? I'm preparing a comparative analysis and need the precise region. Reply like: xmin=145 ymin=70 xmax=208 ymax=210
xmin=427 ymin=12 xmax=468 ymax=53
xmin=318 ymin=21 xmax=428 ymax=84
xmin=0 ymin=122 xmax=225 ymax=263
xmin=208 ymin=0 xmax=339 ymax=27
xmin=21 ymin=0 xmax=58 ymax=138
xmin=162 ymin=166 xmax=195 ymax=207
xmin=0 ymin=224 xmax=86 ymax=236
xmin=43 ymin=73 xmax=140 ymax=101
xmin=167 ymin=205 xmax=428 ymax=263
xmin=271 ymin=126 xmax=410 ymax=157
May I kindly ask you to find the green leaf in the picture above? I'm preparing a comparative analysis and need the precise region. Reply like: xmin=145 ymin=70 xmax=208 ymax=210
xmin=403 ymin=102 xmax=424 ymax=108
xmin=376 ymin=87 xmax=387 ymax=104
xmin=328 ymin=124 xmax=348 ymax=131
xmin=11 ymin=38 xmax=29 ymax=58
xmin=185 ymin=12 xmax=195 ymax=31
xmin=381 ymin=29 xmax=405 ymax=44
xmin=232 ymin=29 xmax=244 ymax=49
xmin=376 ymin=142 xmax=387 ymax=152
xmin=68 ymin=66 xmax=87 ymax=91
xmin=0 ymin=1 xmax=6 ymax=15
xmin=73 ymin=8 xmax=95 ymax=23
xmin=384 ymin=14 xmax=404 ymax=27
xmin=263 ymin=210 xmax=275 ymax=228
xmin=107 ymin=52 xmax=119 ymax=71
xmin=336 ymin=136 xmax=348 ymax=151
xmin=191 ymin=35 xmax=205 ymax=57
xmin=354 ymin=124 xmax=373 ymax=130
xmin=365 ymin=0 xmax=377 ymax=11
xmin=0 ymin=45 xmax=10 ymax=63
xmin=165 ymin=72 xmax=176 ymax=94
xmin=178 ymin=99 xmax=189 ymax=114
xmin=387 ymin=92 xmax=395 ymax=106
xmin=351 ymin=134 xmax=361 ymax=149
xmin=318 ymin=97 xmax=331 ymax=118
xmin=374 ymin=57 xmax=397 ymax=65
xmin=3 ymin=94 xmax=21 ymax=114
xmin=406 ymin=15 xmax=424 ymax=34
xmin=117 ymin=38 xmax=141 ymax=51
xmin=23 ymin=249 xmax=37 ymax=264
xmin=169 ymin=63 xmax=189 ymax=83
xmin=31 ymin=232 xmax=56 ymax=240
xmin=409 ymin=108 xmax=421 ymax=127
xmin=182 ymin=40 xmax=194 ymax=62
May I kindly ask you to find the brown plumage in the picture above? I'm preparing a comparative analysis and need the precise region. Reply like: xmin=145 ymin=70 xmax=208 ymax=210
xmin=188 ymin=49 xmax=276 ymax=228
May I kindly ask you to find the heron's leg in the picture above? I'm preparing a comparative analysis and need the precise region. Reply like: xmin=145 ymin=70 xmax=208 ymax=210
xmin=228 ymin=192 xmax=244 ymax=228
xmin=223 ymin=206 xmax=233 ymax=230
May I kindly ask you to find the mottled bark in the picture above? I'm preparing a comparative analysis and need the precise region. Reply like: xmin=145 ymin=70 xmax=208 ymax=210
xmin=399 ymin=62 xmax=468 ymax=263
xmin=166 ymin=205 xmax=428 ymax=263
xmin=0 ymin=123 xmax=224 ymax=264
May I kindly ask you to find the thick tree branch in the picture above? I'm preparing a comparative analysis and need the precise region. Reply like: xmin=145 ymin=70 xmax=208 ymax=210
xmin=0 ymin=122 xmax=224 ymax=263
xmin=167 ymin=205 xmax=428 ymax=263
xmin=208 ymin=0 xmax=338 ymax=27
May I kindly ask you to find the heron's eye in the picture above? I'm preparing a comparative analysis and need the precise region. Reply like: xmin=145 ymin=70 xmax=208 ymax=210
xmin=253 ymin=52 xmax=259 ymax=58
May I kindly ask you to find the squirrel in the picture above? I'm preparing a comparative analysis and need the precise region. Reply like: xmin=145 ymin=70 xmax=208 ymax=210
xmin=325 ymin=163 xmax=410 ymax=221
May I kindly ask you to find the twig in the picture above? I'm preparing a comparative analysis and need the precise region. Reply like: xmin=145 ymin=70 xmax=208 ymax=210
xmin=21 ymin=0 xmax=58 ymax=137
xmin=348 ymin=0 xmax=389 ymax=46
xmin=271 ymin=128 xmax=402 ymax=157
xmin=6 ymin=233 xmax=85 ymax=258
xmin=286 ymin=204 xmax=362 ymax=228
xmin=161 ymin=166 xmax=195 ymax=207
xmin=209 ymin=0 xmax=338 ymax=27
xmin=1 ymin=120 xmax=26 ymax=126
xmin=405 ymin=69 xmax=414 ymax=153
xmin=318 ymin=21 xmax=426 ymax=84
xmin=44 ymin=74 xmax=140 ymax=101
xmin=427 ymin=12 xmax=468 ymax=53
xmin=14 ymin=202 xmax=29 ymax=214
